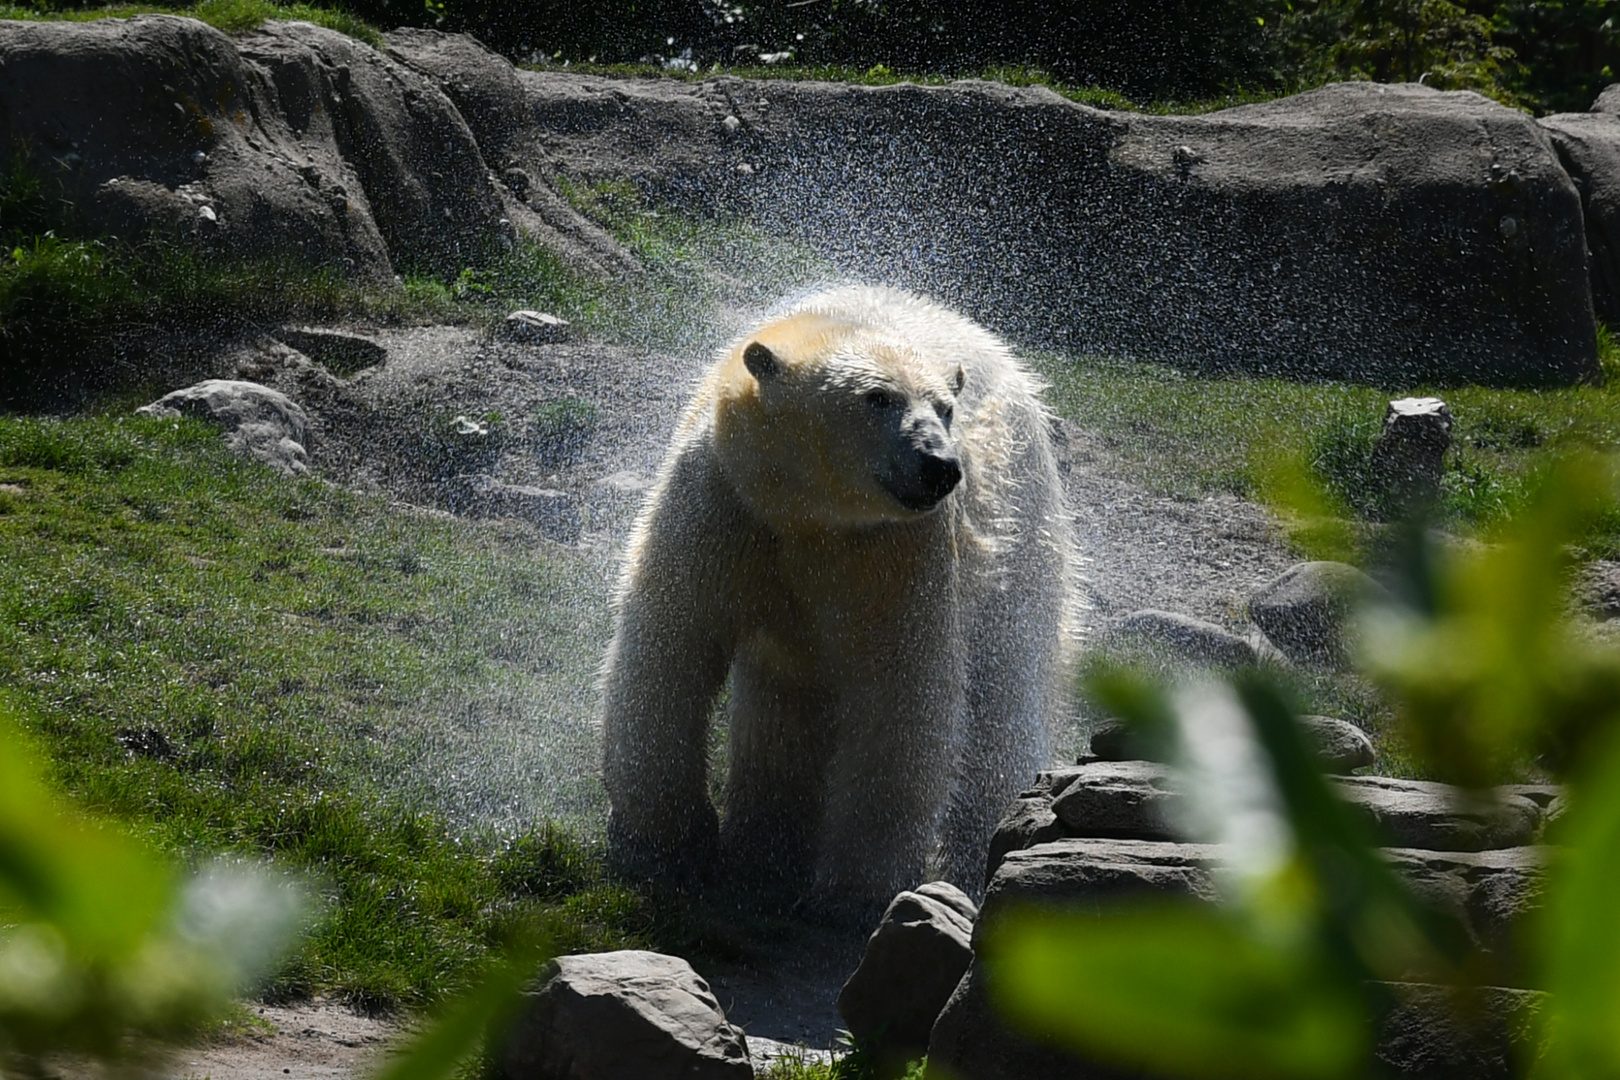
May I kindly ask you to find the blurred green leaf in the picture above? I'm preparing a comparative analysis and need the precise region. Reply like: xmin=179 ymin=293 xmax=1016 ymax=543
xmin=1363 ymin=453 xmax=1620 ymax=785
xmin=0 ymin=708 xmax=171 ymax=957
xmin=1253 ymin=453 xmax=1361 ymax=565
xmin=986 ymin=902 xmax=1366 ymax=1080
xmin=0 ymin=702 xmax=302 ymax=1068
xmin=1538 ymin=730 xmax=1620 ymax=1079
xmin=370 ymin=940 xmax=546 ymax=1080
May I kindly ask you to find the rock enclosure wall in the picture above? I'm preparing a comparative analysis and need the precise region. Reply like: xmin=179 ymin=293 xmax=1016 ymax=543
xmin=0 ymin=15 xmax=1608 ymax=386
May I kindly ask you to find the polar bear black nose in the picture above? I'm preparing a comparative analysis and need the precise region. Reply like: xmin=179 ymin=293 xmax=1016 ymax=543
xmin=918 ymin=452 xmax=962 ymax=504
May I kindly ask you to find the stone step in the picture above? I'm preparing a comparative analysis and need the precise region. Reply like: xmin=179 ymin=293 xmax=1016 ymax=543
xmin=1017 ymin=762 xmax=1545 ymax=860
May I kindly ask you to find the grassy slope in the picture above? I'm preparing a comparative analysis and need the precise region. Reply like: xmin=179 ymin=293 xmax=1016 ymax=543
xmin=0 ymin=416 xmax=641 ymax=1009
xmin=0 ymin=0 xmax=380 ymax=45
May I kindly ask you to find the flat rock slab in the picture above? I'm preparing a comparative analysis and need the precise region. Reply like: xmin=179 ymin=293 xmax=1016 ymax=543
xmin=1103 ymin=609 xmax=1260 ymax=667
xmin=1339 ymin=776 xmax=1543 ymax=852
xmin=1040 ymin=761 xmax=1541 ymax=852
xmin=1049 ymin=761 xmax=1181 ymax=841
xmin=498 ymin=950 xmax=752 ymax=1080
xmin=980 ymin=838 xmax=1543 ymax=984
xmin=1088 ymin=715 xmax=1375 ymax=772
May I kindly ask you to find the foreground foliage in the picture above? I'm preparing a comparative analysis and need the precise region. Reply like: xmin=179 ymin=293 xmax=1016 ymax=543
xmin=988 ymin=456 xmax=1620 ymax=1078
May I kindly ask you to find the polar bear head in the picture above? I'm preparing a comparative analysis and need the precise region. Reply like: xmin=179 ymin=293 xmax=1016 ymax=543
xmin=713 ymin=311 xmax=967 ymax=529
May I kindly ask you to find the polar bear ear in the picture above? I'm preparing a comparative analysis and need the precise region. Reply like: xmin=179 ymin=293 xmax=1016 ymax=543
xmin=743 ymin=341 xmax=780 ymax=381
xmin=951 ymin=365 xmax=966 ymax=394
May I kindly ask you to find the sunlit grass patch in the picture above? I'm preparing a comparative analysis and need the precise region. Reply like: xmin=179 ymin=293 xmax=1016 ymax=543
xmin=0 ymin=415 xmax=634 ymax=1009
xmin=0 ymin=0 xmax=381 ymax=46
xmin=1033 ymin=351 xmax=1620 ymax=553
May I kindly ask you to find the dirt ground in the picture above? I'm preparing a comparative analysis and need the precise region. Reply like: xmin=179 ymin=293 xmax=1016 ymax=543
xmin=135 ymin=319 xmax=1301 ymax=1077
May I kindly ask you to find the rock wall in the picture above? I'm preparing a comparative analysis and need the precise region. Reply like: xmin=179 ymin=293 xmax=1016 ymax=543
xmin=0 ymin=16 xmax=628 ymax=283
xmin=0 ymin=15 xmax=1605 ymax=386
xmin=521 ymin=72 xmax=1598 ymax=386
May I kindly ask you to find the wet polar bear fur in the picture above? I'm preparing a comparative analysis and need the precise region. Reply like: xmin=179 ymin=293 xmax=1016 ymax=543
xmin=600 ymin=285 xmax=1075 ymax=918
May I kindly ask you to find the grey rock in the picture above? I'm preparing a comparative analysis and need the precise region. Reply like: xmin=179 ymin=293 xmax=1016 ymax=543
xmin=137 ymin=379 xmax=310 ymax=476
xmin=1496 ymin=783 xmax=1563 ymax=809
xmin=383 ymin=28 xmax=530 ymax=161
xmin=1106 ymin=609 xmax=1259 ymax=667
xmin=1370 ymin=397 xmax=1453 ymax=515
xmin=1300 ymin=714 xmax=1377 ymax=773
xmin=1250 ymin=561 xmax=1387 ymax=666
xmin=1385 ymin=847 xmax=1545 ymax=984
xmin=930 ymin=966 xmax=1545 ymax=1080
xmin=978 ymin=793 xmax=1069 ymax=887
xmin=1087 ymin=714 xmax=1370 ymax=771
xmin=0 ymin=16 xmax=394 ymax=282
xmin=1541 ymin=108 xmax=1620 ymax=325
xmin=382 ymin=29 xmax=635 ymax=278
xmin=1574 ymin=559 xmax=1620 ymax=620
xmin=1049 ymin=761 xmax=1180 ymax=842
xmin=929 ymin=839 xmax=1225 ymax=1079
xmin=1375 ymin=983 xmax=1546 ymax=1080
xmin=1336 ymin=776 xmax=1543 ymax=852
xmin=239 ymin=21 xmax=505 ymax=274
xmin=981 ymin=839 xmax=1226 ymax=931
xmin=927 ymin=839 xmax=1547 ymax=1080
xmin=522 ymin=74 xmax=1595 ymax=385
xmin=501 ymin=310 xmax=574 ymax=344
xmin=928 ymin=956 xmax=1137 ymax=1080
xmin=836 ymin=882 xmax=976 ymax=1068
xmin=1086 ymin=720 xmax=1145 ymax=763
xmin=498 ymin=950 xmax=751 ymax=1080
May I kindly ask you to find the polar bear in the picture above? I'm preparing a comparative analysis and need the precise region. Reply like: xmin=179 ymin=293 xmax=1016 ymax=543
xmin=600 ymin=285 xmax=1075 ymax=919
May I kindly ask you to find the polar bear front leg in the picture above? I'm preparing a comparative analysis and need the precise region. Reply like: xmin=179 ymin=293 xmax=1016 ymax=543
xmin=601 ymin=452 xmax=748 ymax=889
xmin=811 ymin=627 xmax=967 ymax=924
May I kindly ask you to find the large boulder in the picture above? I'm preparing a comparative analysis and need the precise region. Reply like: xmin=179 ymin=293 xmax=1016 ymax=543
xmin=837 ymin=882 xmax=977 ymax=1072
xmin=237 ymin=20 xmax=506 ymax=273
xmin=520 ymin=73 xmax=1596 ymax=386
xmin=1341 ymin=776 xmax=1543 ymax=852
xmin=382 ymin=28 xmax=636 ymax=278
xmin=136 ymin=379 xmax=311 ymax=475
xmin=0 ymin=17 xmax=631 ymax=289
xmin=497 ymin=950 xmax=752 ymax=1080
xmin=1385 ymin=847 xmax=1545 ymax=985
xmin=0 ymin=15 xmax=394 ymax=281
xmin=1541 ymin=92 xmax=1620 ymax=326
xmin=382 ymin=28 xmax=529 ymax=162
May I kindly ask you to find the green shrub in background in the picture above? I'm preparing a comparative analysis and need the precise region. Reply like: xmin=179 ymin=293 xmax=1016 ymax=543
xmin=985 ymin=453 xmax=1620 ymax=1079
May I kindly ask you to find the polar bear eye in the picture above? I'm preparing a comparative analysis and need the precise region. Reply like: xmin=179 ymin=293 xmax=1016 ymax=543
xmin=938 ymin=403 xmax=955 ymax=425
xmin=865 ymin=389 xmax=903 ymax=411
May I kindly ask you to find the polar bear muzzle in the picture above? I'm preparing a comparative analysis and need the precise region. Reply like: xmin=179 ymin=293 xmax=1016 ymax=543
xmin=881 ymin=410 xmax=962 ymax=512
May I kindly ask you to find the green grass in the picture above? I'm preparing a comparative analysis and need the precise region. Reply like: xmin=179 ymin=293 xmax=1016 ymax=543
xmin=0 ymin=414 xmax=641 ymax=1010
xmin=0 ymin=0 xmax=381 ymax=46
xmin=1033 ymin=349 xmax=1620 ymax=554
